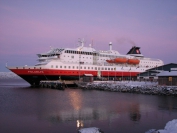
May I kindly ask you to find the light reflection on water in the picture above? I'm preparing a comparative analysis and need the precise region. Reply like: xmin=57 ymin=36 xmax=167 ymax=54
xmin=0 ymin=79 xmax=177 ymax=133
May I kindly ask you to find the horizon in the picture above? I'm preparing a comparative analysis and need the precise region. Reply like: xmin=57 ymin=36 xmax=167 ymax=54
xmin=1 ymin=0 xmax=177 ymax=72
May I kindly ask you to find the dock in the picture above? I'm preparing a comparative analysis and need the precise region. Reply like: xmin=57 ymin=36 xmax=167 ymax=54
xmin=39 ymin=81 xmax=65 ymax=90
xmin=39 ymin=80 xmax=78 ymax=89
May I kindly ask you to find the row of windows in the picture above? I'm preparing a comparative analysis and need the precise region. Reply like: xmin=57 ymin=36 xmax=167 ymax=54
xmin=51 ymin=65 xmax=116 ymax=71
xmin=18 ymin=66 xmax=145 ymax=71
xmin=141 ymin=61 xmax=162 ymax=64
xmin=64 ymin=55 xmax=92 ymax=59
xmin=39 ymin=54 xmax=60 ymax=57
xmin=65 ymin=50 xmax=95 ymax=55
xmin=64 ymin=50 xmax=121 ymax=58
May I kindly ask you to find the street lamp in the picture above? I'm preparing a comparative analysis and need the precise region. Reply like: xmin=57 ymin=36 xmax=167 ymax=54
xmin=121 ymin=66 xmax=123 ymax=81
xmin=129 ymin=67 xmax=131 ymax=81
xmin=78 ymin=49 xmax=81 ymax=81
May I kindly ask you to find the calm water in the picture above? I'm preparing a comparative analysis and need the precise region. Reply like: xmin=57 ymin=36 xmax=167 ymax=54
xmin=0 ymin=79 xmax=177 ymax=133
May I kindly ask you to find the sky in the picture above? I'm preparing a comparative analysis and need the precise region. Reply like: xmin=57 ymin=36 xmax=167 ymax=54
xmin=0 ymin=0 xmax=177 ymax=72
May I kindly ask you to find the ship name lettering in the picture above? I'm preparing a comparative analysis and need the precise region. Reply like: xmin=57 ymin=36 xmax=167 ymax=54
xmin=28 ymin=71 xmax=44 ymax=73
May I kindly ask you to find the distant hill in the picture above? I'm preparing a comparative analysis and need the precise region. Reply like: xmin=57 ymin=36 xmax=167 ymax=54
xmin=0 ymin=72 xmax=21 ymax=79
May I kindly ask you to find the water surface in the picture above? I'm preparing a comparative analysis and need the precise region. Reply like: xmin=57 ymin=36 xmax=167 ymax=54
xmin=0 ymin=79 xmax=177 ymax=133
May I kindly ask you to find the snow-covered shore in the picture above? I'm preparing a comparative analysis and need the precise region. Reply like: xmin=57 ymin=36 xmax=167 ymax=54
xmin=77 ymin=81 xmax=177 ymax=96
xmin=0 ymin=72 xmax=21 ymax=79
xmin=146 ymin=119 xmax=177 ymax=133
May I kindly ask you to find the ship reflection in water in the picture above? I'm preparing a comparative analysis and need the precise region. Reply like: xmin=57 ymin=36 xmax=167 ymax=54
xmin=1 ymin=82 xmax=177 ymax=133
xmin=33 ymin=88 xmax=177 ymax=133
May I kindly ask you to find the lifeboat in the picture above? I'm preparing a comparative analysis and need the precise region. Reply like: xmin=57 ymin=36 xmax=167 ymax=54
xmin=114 ymin=58 xmax=128 ymax=63
xmin=127 ymin=59 xmax=140 ymax=64
xmin=106 ymin=60 xmax=115 ymax=63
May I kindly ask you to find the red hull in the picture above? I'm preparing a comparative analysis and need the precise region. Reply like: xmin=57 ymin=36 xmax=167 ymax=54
xmin=10 ymin=68 xmax=139 ymax=77
xmin=9 ymin=68 xmax=139 ymax=86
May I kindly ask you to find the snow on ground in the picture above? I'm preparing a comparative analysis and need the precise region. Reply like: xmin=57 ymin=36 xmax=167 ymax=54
xmin=78 ymin=127 xmax=103 ymax=133
xmin=0 ymin=72 xmax=21 ymax=79
xmin=93 ymin=81 xmax=158 ymax=87
xmin=146 ymin=119 xmax=177 ymax=133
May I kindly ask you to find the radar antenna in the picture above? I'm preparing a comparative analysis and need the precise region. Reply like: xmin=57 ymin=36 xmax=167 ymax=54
xmin=78 ymin=38 xmax=85 ymax=47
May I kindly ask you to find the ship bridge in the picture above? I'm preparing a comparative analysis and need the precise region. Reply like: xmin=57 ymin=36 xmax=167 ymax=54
xmin=37 ymin=48 xmax=64 ymax=61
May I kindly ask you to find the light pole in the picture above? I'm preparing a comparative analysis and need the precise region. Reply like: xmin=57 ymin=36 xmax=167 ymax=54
xmin=79 ymin=50 xmax=81 ymax=81
xmin=121 ymin=66 xmax=123 ymax=81
xmin=129 ymin=67 xmax=131 ymax=81
xmin=78 ymin=38 xmax=84 ymax=82
xmin=114 ymin=67 xmax=116 ymax=82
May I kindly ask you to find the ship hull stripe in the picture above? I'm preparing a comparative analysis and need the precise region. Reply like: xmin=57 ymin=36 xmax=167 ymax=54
xmin=10 ymin=69 xmax=139 ymax=77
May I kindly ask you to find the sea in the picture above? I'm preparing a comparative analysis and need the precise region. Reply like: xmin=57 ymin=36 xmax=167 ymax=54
xmin=0 ymin=77 xmax=177 ymax=133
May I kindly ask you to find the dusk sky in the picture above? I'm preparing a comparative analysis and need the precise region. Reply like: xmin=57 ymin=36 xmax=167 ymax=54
xmin=0 ymin=0 xmax=177 ymax=72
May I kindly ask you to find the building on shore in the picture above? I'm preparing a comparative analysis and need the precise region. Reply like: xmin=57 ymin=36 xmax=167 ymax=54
xmin=157 ymin=71 xmax=177 ymax=86
xmin=137 ymin=63 xmax=177 ymax=82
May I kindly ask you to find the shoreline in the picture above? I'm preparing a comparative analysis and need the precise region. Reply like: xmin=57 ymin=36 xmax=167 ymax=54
xmin=76 ymin=81 xmax=177 ymax=96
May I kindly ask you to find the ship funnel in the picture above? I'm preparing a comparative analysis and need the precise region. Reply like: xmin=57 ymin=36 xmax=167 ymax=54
xmin=109 ymin=42 xmax=112 ymax=51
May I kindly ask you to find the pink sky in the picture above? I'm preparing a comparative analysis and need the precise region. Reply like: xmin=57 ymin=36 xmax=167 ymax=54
xmin=0 ymin=0 xmax=177 ymax=71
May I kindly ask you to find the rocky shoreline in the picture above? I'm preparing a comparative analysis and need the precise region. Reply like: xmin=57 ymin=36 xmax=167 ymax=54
xmin=77 ymin=81 xmax=177 ymax=96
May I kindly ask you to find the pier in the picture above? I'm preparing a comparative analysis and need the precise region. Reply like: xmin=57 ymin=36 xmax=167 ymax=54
xmin=39 ymin=80 xmax=78 ymax=89
xmin=39 ymin=81 xmax=65 ymax=90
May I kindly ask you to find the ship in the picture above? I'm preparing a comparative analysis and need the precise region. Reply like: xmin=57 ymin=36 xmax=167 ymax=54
xmin=7 ymin=39 xmax=164 ymax=86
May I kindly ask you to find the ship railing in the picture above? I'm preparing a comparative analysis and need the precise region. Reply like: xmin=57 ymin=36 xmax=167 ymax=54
xmin=8 ymin=66 xmax=44 ymax=70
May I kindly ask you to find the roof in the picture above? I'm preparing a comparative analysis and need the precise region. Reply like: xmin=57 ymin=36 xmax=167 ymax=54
xmin=157 ymin=71 xmax=177 ymax=77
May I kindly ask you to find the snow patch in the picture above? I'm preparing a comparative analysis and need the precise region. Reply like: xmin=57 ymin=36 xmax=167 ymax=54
xmin=146 ymin=119 xmax=177 ymax=133
xmin=78 ymin=127 xmax=103 ymax=133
